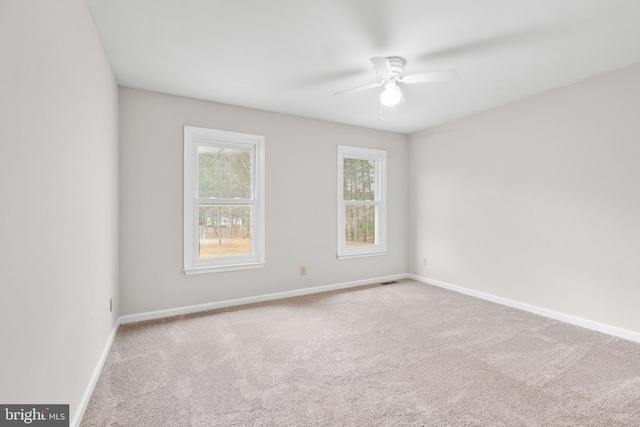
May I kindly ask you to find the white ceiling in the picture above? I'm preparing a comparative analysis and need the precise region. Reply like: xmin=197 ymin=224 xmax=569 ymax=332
xmin=86 ymin=0 xmax=640 ymax=134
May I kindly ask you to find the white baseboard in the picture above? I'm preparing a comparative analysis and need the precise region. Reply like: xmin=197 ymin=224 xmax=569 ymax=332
xmin=120 ymin=273 xmax=409 ymax=325
xmin=408 ymin=274 xmax=640 ymax=344
xmin=72 ymin=319 xmax=120 ymax=427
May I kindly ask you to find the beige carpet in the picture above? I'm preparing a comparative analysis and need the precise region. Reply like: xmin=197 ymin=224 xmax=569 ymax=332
xmin=81 ymin=280 xmax=640 ymax=426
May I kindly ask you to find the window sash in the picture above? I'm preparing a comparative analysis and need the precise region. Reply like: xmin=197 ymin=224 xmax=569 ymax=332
xmin=193 ymin=200 xmax=256 ymax=260
xmin=196 ymin=143 xmax=255 ymax=199
xmin=195 ymin=142 xmax=255 ymax=198
xmin=343 ymin=202 xmax=378 ymax=247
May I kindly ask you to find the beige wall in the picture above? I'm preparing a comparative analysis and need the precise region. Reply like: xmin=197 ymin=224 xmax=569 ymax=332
xmin=119 ymin=88 xmax=409 ymax=315
xmin=0 ymin=0 xmax=119 ymax=422
xmin=409 ymin=62 xmax=640 ymax=333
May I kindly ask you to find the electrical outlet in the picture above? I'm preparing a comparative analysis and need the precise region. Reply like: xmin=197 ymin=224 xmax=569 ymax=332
xmin=422 ymin=258 xmax=428 ymax=266
xmin=110 ymin=297 xmax=113 ymax=312
xmin=300 ymin=266 xmax=307 ymax=275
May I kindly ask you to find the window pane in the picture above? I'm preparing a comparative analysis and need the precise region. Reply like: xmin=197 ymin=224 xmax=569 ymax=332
xmin=199 ymin=205 xmax=251 ymax=258
xmin=343 ymin=158 xmax=376 ymax=201
xmin=344 ymin=204 xmax=376 ymax=246
xmin=198 ymin=146 xmax=251 ymax=199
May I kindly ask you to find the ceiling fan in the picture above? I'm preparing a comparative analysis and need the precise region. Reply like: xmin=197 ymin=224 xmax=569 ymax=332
xmin=335 ymin=56 xmax=457 ymax=106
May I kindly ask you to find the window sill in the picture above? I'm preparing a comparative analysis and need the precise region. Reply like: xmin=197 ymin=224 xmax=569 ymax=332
xmin=184 ymin=261 xmax=266 ymax=275
xmin=337 ymin=250 xmax=387 ymax=260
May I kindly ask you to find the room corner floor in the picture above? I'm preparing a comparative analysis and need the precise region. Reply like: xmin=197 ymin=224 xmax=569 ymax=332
xmin=81 ymin=280 xmax=640 ymax=426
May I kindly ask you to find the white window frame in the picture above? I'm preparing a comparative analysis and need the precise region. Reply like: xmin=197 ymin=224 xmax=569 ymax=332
xmin=184 ymin=126 xmax=265 ymax=275
xmin=337 ymin=145 xmax=387 ymax=260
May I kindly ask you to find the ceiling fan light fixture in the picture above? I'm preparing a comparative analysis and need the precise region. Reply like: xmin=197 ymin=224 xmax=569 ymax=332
xmin=380 ymin=82 xmax=402 ymax=106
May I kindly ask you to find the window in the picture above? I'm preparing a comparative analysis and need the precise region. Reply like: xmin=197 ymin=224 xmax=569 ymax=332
xmin=337 ymin=145 xmax=387 ymax=259
xmin=184 ymin=126 xmax=265 ymax=274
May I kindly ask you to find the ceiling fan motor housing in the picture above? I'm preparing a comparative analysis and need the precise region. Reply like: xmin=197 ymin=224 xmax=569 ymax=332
xmin=387 ymin=57 xmax=405 ymax=79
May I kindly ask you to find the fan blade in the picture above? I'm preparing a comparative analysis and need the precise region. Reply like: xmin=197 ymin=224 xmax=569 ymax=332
xmin=370 ymin=57 xmax=393 ymax=76
xmin=400 ymin=69 xmax=458 ymax=84
xmin=334 ymin=80 xmax=384 ymax=96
